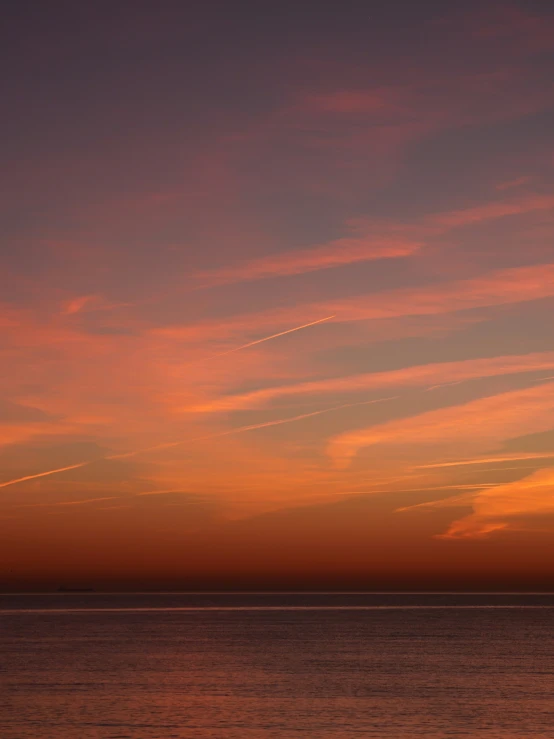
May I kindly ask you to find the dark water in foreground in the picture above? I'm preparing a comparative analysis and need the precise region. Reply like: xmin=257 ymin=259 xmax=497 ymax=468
xmin=1 ymin=593 xmax=553 ymax=738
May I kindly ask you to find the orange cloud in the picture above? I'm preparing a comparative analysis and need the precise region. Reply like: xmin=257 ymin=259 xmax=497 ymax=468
xmin=63 ymin=295 xmax=97 ymax=315
xmin=152 ymin=261 xmax=554 ymax=346
xmin=438 ymin=468 xmax=554 ymax=538
xmin=0 ymin=397 xmax=396 ymax=492
xmin=184 ymin=351 xmax=554 ymax=414
xmin=327 ymin=381 xmax=554 ymax=467
xmin=61 ymin=295 xmax=134 ymax=316
xmin=323 ymin=262 xmax=554 ymax=322
xmin=0 ymin=419 xmax=99 ymax=449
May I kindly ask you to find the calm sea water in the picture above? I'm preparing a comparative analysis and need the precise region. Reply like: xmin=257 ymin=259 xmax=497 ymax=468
xmin=1 ymin=593 xmax=553 ymax=738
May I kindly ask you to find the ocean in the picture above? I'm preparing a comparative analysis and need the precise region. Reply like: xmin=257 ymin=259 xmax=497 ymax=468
xmin=1 ymin=592 xmax=553 ymax=738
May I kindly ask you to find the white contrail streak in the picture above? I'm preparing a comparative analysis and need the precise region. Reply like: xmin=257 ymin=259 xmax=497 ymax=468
xmin=209 ymin=315 xmax=336 ymax=359
xmin=396 ymin=483 xmax=511 ymax=513
xmin=0 ymin=315 xmax=340 ymax=490
xmin=107 ymin=395 xmax=399 ymax=458
xmin=0 ymin=395 xmax=396 ymax=490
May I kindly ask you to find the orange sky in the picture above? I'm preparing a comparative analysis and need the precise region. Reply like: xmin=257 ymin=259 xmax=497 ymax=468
xmin=2 ymin=2 xmax=554 ymax=590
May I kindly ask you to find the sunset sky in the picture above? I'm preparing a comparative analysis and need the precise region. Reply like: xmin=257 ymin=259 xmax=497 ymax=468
xmin=2 ymin=1 xmax=554 ymax=590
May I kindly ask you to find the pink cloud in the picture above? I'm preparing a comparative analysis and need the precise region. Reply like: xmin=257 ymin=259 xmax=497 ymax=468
xmin=471 ymin=5 xmax=554 ymax=53
xmin=61 ymin=295 xmax=134 ymax=316
xmin=495 ymin=175 xmax=533 ymax=191
xmin=194 ymin=230 xmax=419 ymax=288
xmin=151 ymin=260 xmax=554 ymax=351
xmin=304 ymin=90 xmax=397 ymax=115
xmin=62 ymin=295 xmax=97 ymax=315
xmin=428 ymin=194 xmax=554 ymax=229
xmin=190 ymin=191 xmax=554 ymax=288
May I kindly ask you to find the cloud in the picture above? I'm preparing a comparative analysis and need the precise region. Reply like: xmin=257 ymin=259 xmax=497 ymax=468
xmin=0 ymin=397 xmax=396 ymax=491
xmin=417 ymin=451 xmax=554 ymax=470
xmin=0 ymin=400 xmax=54 ymax=423
xmin=152 ymin=261 xmax=554 ymax=347
xmin=61 ymin=294 xmax=132 ymax=316
xmin=323 ymin=262 xmax=554 ymax=322
xmin=495 ymin=176 xmax=532 ymax=191
xmin=63 ymin=295 xmax=96 ymax=315
xmin=0 ymin=420 xmax=88 ymax=449
xmin=428 ymin=194 xmax=554 ymax=229
xmin=438 ymin=468 xmax=554 ymax=538
xmin=193 ymin=230 xmax=419 ymax=287
xmin=189 ymin=192 xmax=554 ymax=289
xmin=305 ymin=90 xmax=394 ymax=115
xmin=327 ymin=381 xmax=554 ymax=467
xmin=184 ymin=351 xmax=554 ymax=414
xmin=469 ymin=5 xmax=554 ymax=52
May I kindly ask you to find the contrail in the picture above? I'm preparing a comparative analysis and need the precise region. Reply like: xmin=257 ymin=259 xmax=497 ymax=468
xmin=108 ymin=394 xmax=399 ymax=458
xmin=203 ymin=394 xmax=398 ymax=438
xmin=395 ymin=481 xmax=509 ymax=513
xmin=417 ymin=451 xmax=554 ymax=469
xmin=395 ymin=490 xmax=487 ymax=513
xmin=424 ymin=380 xmax=465 ymax=392
xmin=0 ymin=395 xmax=396 ymax=490
xmin=18 ymin=496 xmax=120 ymax=508
xmin=0 ymin=462 xmax=90 ymax=489
xmin=209 ymin=315 xmax=336 ymax=359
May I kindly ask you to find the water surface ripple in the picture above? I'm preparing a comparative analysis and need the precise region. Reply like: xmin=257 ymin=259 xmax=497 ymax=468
xmin=2 ymin=593 xmax=553 ymax=738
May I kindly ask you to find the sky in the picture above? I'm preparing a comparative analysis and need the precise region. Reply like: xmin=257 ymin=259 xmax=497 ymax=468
xmin=1 ymin=1 xmax=554 ymax=590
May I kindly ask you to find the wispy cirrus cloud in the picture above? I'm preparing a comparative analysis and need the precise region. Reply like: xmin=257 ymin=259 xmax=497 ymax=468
xmin=193 ymin=228 xmax=420 ymax=288
xmin=190 ymin=192 xmax=554 ymax=288
xmin=61 ymin=294 xmax=133 ymax=316
xmin=432 ymin=468 xmax=554 ymax=539
xmin=62 ymin=295 xmax=98 ymax=315
xmin=322 ymin=261 xmax=554 ymax=322
xmin=0 ymin=396 xmax=396 ymax=491
xmin=160 ymin=261 xmax=554 ymax=346
xmin=469 ymin=4 xmax=554 ymax=51
xmin=184 ymin=351 xmax=554 ymax=414
xmin=428 ymin=193 xmax=554 ymax=229
xmin=495 ymin=175 xmax=533 ymax=191
xmin=327 ymin=381 xmax=554 ymax=467
xmin=4 ymin=1 xmax=554 ymax=586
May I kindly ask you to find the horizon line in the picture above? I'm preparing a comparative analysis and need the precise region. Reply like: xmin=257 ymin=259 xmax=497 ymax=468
xmin=2 ymin=590 xmax=554 ymax=596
